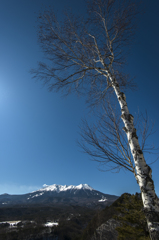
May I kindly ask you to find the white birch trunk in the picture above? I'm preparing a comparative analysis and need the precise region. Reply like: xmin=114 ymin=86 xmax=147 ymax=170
xmin=108 ymin=73 xmax=159 ymax=240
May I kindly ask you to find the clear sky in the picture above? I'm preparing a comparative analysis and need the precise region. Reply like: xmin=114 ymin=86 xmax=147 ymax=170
xmin=0 ymin=0 xmax=159 ymax=196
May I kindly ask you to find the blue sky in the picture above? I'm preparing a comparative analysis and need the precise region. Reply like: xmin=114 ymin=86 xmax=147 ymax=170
xmin=0 ymin=0 xmax=159 ymax=196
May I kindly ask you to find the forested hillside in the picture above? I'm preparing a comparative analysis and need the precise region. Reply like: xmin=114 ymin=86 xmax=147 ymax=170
xmin=0 ymin=193 xmax=151 ymax=240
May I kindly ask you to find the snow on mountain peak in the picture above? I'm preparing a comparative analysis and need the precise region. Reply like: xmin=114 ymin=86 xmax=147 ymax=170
xmin=36 ymin=184 xmax=94 ymax=193
xmin=76 ymin=184 xmax=94 ymax=191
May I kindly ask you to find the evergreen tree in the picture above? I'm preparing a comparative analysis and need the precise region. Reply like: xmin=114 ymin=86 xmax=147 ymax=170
xmin=114 ymin=193 xmax=150 ymax=240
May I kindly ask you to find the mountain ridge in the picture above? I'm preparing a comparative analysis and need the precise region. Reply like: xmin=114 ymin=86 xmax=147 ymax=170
xmin=0 ymin=184 xmax=118 ymax=208
xmin=34 ymin=183 xmax=94 ymax=193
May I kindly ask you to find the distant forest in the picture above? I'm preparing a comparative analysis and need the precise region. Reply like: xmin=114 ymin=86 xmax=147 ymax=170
xmin=0 ymin=193 xmax=150 ymax=240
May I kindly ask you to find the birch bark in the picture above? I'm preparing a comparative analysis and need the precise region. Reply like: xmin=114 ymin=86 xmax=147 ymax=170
xmin=108 ymin=72 xmax=159 ymax=240
xmin=34 ymin=2 xmax=159 ymax=238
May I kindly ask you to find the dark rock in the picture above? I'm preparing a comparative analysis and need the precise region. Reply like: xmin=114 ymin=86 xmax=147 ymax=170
xmin=91 ymin=218 xmax=120 ymax=240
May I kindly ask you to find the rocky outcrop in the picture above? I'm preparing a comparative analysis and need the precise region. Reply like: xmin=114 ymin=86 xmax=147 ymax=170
xmin=91 ymin=218 xmax=120 ymax=240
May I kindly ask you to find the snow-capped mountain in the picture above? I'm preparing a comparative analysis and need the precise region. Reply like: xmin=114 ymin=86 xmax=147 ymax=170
xmin=37 ymin=183 xmax=94 ymax=193
xmin=0 ymin=184 xmax=118 ymax=208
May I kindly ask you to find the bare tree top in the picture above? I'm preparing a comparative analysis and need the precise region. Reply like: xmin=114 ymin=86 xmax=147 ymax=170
xmin=31 ymin=0 xmax=138 ymax=104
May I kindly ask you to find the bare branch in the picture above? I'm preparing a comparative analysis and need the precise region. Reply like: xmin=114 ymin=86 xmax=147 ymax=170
xmin=32 ymin=0 xmax=138 ymax=99
xmin=79 ymin=100 xmax=158 ymax=179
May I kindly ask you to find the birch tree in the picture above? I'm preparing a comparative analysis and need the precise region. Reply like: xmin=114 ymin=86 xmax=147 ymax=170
xmin=32 ymin=0 xmax=159 ymax=238
xmin=79 ymin=101 xmax=157 ymax=174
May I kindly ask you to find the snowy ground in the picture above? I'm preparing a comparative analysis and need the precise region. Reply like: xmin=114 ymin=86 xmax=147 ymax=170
xmin=0 ymin=220 xmax=58 ymax=228
xmin=0 ymin=221 xmax=21 ymax=227
xmin=44 ymin=222 xmax=58 ymax=227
